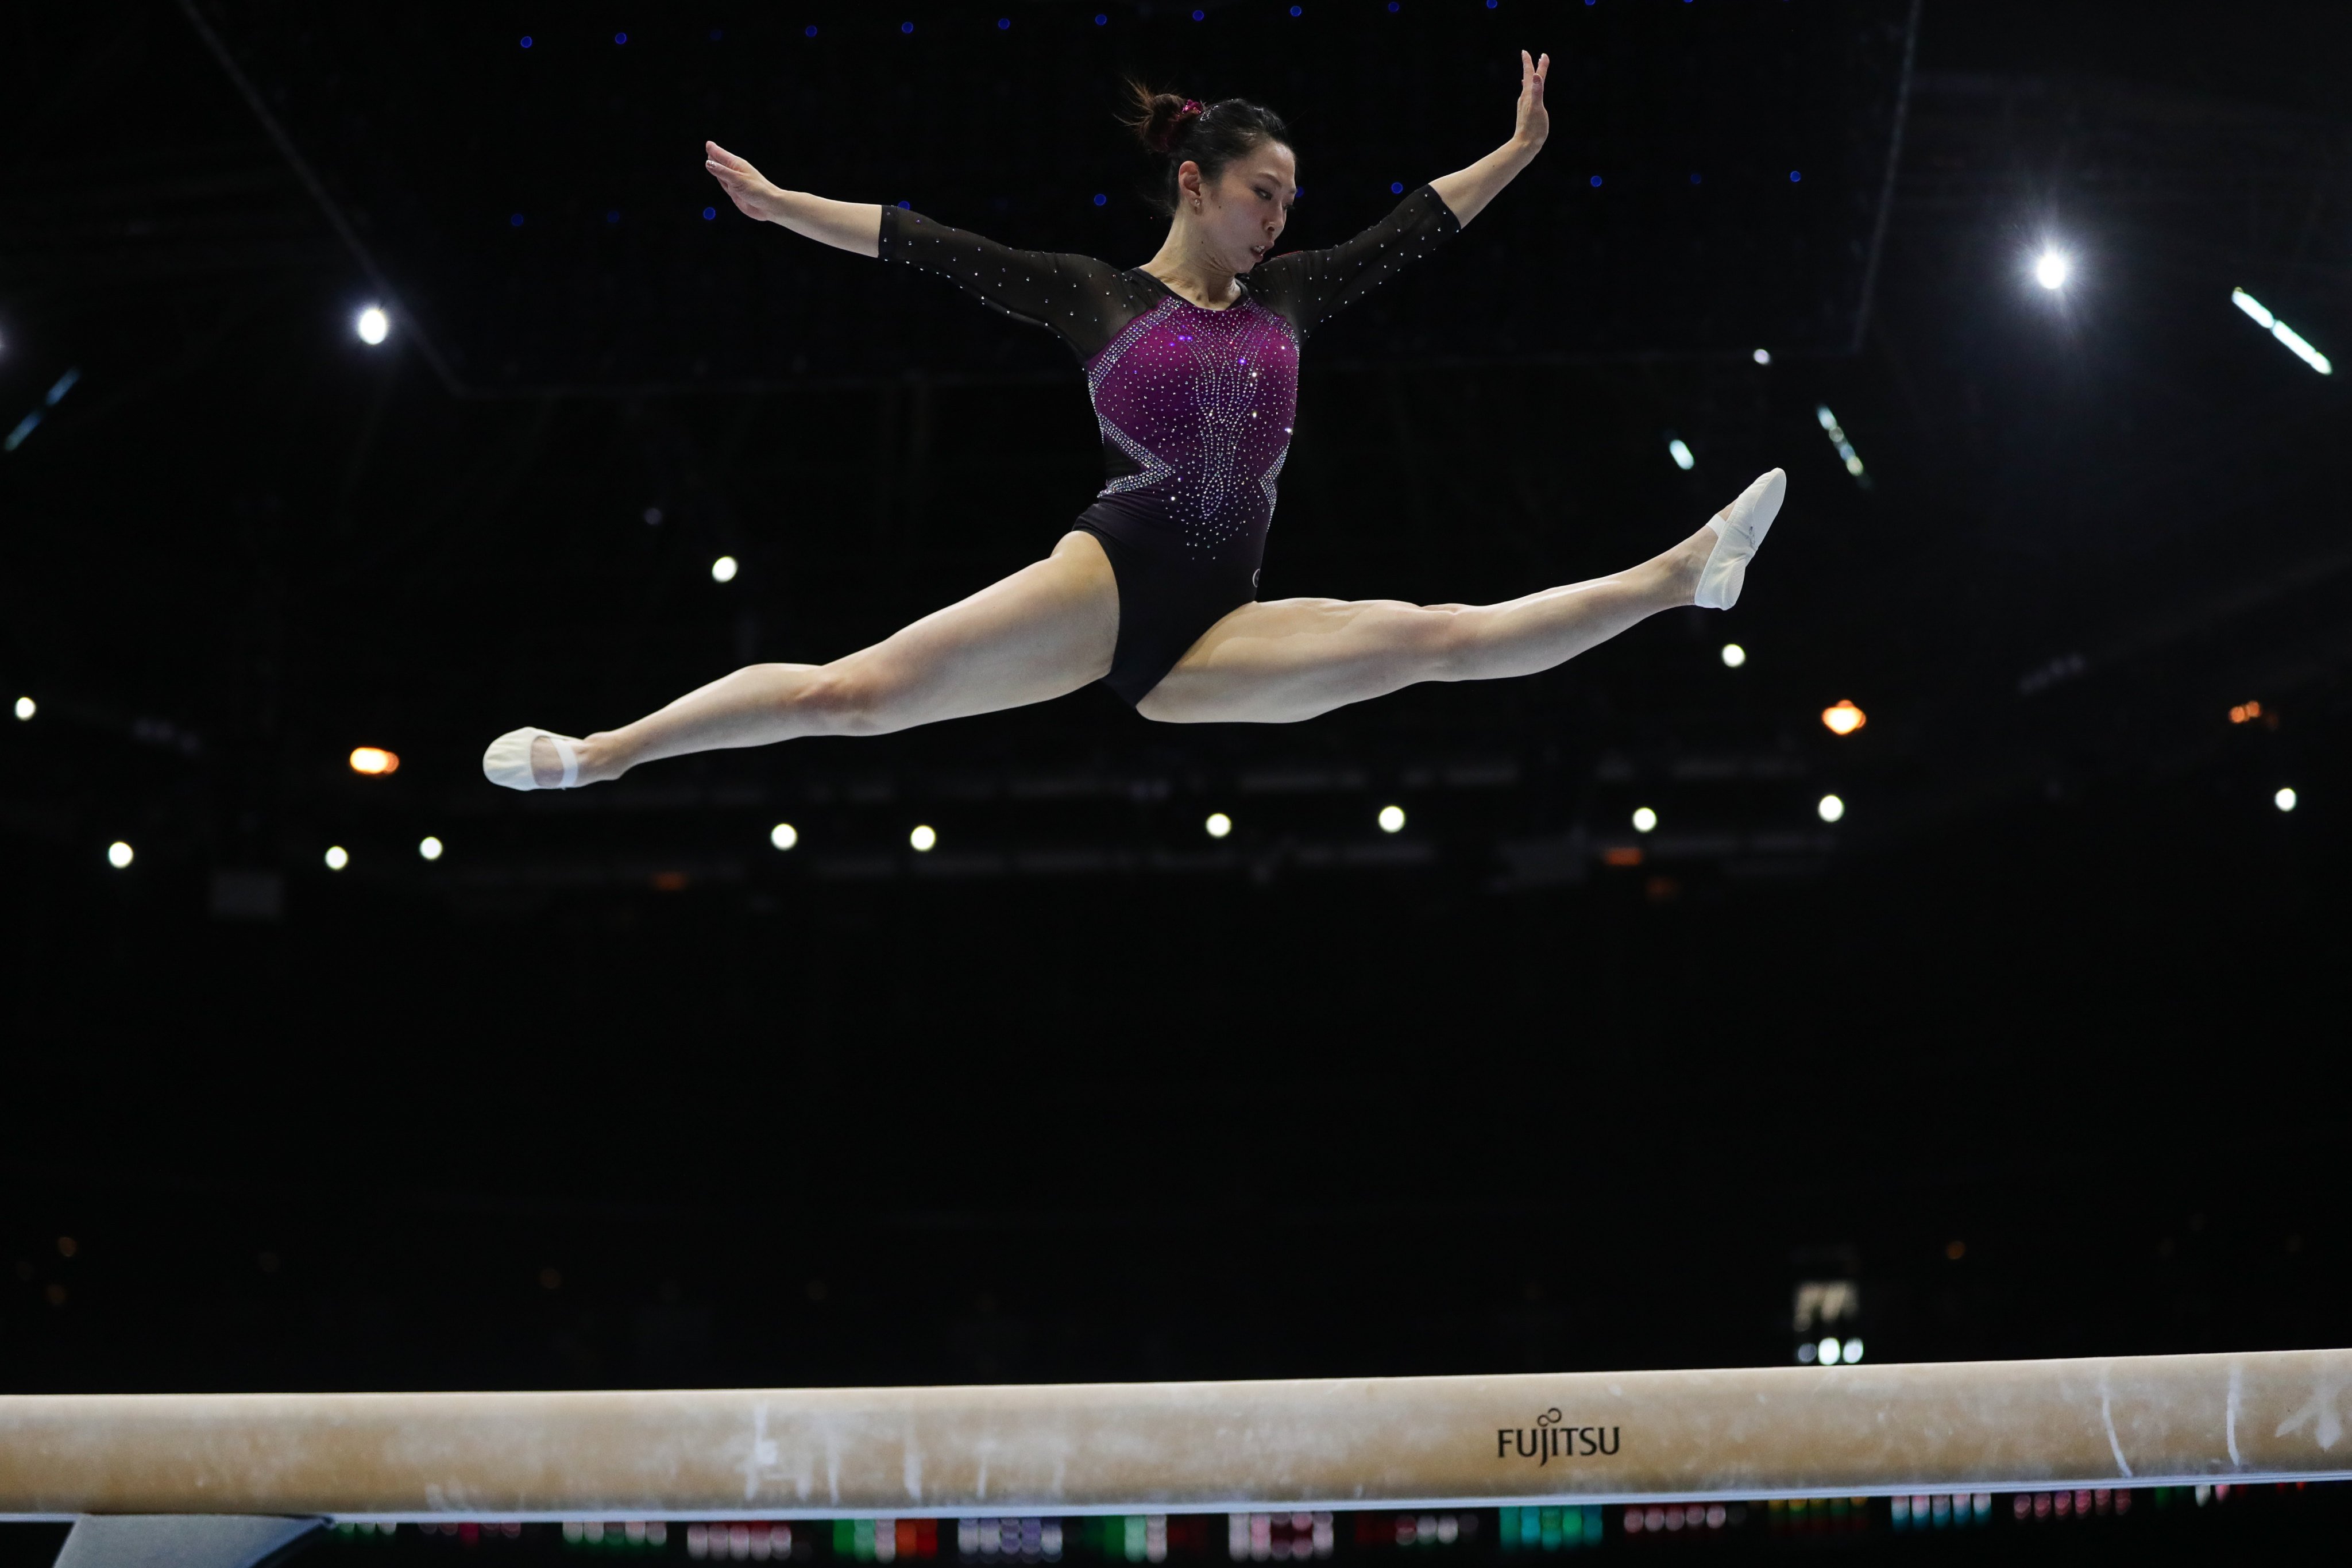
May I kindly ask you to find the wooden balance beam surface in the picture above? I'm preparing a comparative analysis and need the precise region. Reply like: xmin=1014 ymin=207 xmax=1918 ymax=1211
xmin=3 ymin=1350 xmax=2349 ymax=1520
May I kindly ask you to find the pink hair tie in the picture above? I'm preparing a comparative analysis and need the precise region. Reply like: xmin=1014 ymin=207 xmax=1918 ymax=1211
xmin=1181 ymin=99 xmax=1206 ymax=115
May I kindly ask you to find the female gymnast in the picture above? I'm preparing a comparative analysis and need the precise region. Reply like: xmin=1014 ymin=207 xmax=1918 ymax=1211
xmin=485 ymin=52 xmax=1784 ymax=790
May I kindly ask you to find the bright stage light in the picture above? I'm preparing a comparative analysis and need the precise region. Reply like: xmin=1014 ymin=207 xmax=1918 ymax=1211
xmin=349 ymin=746 xmax=399 ymax=776
xmin=1820 ymin=1337 xmax=1844 ymax=1366
xmin=770 ymin=822 xmax=798 ymax=851
xmin=2232 ymin=289 xmax=2332 ymax=375
xmin=1720 ymin=643 xmax=1746 ymax=669
xmin=1631 ymin=806 xmax=1658 ymax=833
xmin=908 ymin=824 xmax=936 ymax=852
xmin=1844 ymin=1337 xmax=1865 ymax=1363
xmin=107 ymin=841 xmax=133 ymax=869
xmin=1204 ymin=812 xmax=1232 ymax=839
xmin=13 ymin=696 xmax=31 ymax=720
xmin=418 ymin=836 xmax=444 ymax=861
xmin=1817 ymin=793 xmax=1846 ymax=823
xmin=710 ymin=555 xmax=739 ymax=583
xmin=324 ymin=845 xmax=350 ymax=871
xmin=356 ymin=306 xmax=389 ymax=345
xmin=1752 ymin=348 xmax=1772 ymax=365
xmin=1377 ymin=804 xmax=1405 ymax=833
xmin=2033 ymin=251 xmax=2071 ymax=291
xmin=1822 ymin=700 xmax=1866 ymax=736
xmin=1814 ymin=405 xmax=1867 ymax=481
xmin=2275 ymin=787 xmax=2297 ymax=813
xmin=1667 ymin=438 xmax=1695 ymax=471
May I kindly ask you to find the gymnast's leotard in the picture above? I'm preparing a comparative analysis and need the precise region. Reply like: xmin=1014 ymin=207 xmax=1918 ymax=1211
xmin=879 ymin=186 xmax=1459 ymax=705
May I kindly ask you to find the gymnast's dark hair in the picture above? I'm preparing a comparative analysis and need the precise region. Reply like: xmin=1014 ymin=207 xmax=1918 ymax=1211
xmin=1122 ymin=82 xmax=1291 ymax=218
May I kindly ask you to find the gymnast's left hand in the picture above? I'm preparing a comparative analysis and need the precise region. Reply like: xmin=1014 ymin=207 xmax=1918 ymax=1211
xmin=1512 ymin=49 xmax=1551 ymax=150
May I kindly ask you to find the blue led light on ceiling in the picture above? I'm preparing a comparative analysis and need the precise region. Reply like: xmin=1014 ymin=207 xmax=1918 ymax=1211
xmin=702 ymin=207 xmax=717 ymax=221
xmin=519 ymin=34 xmax=532 ymax=48
xmin=1093 ymin=193 xmax=1108 ymax=207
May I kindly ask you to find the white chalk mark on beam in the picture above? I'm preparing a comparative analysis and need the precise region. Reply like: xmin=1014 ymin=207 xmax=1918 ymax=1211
xmin=2099 ymin=1374 xmax=2133 ymax=1478
xmin=2227 ymin=1365 xmax=2243 ymax=1467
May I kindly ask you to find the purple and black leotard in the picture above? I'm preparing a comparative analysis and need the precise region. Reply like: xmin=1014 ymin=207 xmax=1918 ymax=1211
xmin=878 ymin=186 xmax=1460 ymax=704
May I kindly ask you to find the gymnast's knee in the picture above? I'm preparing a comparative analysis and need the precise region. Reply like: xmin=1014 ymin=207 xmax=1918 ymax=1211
xmin=1401 ymin=603 xmax=1478 ymax=681
xmin=790 ymin=664 xmax=901 ymax=736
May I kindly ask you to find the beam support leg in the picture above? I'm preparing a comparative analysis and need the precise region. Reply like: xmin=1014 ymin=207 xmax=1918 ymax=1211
xmin=54 ymin=1516 xmax=322 ymax=1568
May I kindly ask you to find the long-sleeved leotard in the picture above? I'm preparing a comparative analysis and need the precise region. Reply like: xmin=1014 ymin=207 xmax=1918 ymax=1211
xmin=879 ymin=185 xmax=1460 ymax=702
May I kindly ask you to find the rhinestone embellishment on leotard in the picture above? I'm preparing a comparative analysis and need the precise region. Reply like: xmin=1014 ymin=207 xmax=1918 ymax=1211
xmin=1084 ymin=295 xmax=1301 ymax=559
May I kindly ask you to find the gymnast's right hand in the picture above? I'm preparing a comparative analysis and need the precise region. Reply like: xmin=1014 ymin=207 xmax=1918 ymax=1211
xmin=705 ymin=141 xmax=790 ymax=223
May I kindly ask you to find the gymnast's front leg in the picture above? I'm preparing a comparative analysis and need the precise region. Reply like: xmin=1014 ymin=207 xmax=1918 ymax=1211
xmin=1136 ymin=469 xmax=1784 ymax=725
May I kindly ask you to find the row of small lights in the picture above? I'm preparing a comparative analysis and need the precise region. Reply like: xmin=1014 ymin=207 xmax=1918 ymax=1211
xmin=22 ymin=704 xmax=2305 ymax=873
xmin=767 ymin=804 xmax=1409 ymax=858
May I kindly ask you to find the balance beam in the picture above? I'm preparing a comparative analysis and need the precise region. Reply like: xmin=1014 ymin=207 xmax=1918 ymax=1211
xmin=5 ymin=1350 xmax=2349 ymax=1521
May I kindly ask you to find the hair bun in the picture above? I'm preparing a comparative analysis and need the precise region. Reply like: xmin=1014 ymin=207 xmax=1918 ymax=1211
xmin=1127 ymin=86 xmax=1208 ymax=155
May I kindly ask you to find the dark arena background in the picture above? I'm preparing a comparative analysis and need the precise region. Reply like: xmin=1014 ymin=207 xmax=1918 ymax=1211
xmin=4 ymin=0 xmax=2351 ymax=1560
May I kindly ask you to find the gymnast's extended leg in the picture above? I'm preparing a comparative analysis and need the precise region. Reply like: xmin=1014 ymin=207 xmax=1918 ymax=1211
xmin=1135 ymin=469 xmax=1783 ymax=726
xmin=486 ymin=531 xmax=1119 ymax=789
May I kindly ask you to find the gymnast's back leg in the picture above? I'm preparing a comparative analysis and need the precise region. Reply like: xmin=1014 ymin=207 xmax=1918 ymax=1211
xmin=484 ymin=531 xmax=1119 ymax=790
xmin=1137 ymin=469 xmax=1783 ymax=726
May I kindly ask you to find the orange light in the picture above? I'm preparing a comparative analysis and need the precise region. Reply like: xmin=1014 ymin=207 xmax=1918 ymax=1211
xmin=2229 ymin=700 xmax=2262 ymax=725
xmin=1821 ymin=700 xmax=1866 ymax=736
xmin=348 ymin=746 xmax=400 ymax=775
xmin=1602 ymin=846 xmax=1644 ymax=867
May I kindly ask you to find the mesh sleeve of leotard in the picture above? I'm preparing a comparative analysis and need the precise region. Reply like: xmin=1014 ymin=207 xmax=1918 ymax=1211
xmin=1250 ymin=184 xmax=1461 ymax=341
xmin=879 ymin=206 xmax=1149 ymax=361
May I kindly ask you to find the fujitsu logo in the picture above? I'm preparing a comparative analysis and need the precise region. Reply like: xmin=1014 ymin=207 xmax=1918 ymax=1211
xmin=1496 ymin=1408 xmax=1620 ymax=1465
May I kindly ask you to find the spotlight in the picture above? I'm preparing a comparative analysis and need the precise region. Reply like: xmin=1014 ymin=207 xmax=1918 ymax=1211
xmin=2232 ymin=288 xmax=2333 ymax=375
xmin=2033 ymin=250 xmax=2071 ymax=291
xmin=1667 ymin=438 xmax=1695 ymax=471
xmin=1843 ymin=1337 xmax=1864 ymax=1363
xmin=1821 ymin=700 xmax=1866 ymax=736
xmin=1720 ymin=643 xmax=1746 ymax=669
xmin=356 ymin=305 xmax=390 ymax=345
xmin=1795 ymin=1342 xmax=1817 ymax=1365
xmin=2275 ymin=787 xmax=2298 ymax=813
xmin=710 ymin=555 xmax=739 ymax=583
xmin=1752 ymin=348 xmax=1772 ymax=365
xmin=418 ymin=836 xmax=445 ymax=861
xmin=13 ymin=696 xmax=31 ymax=720
xmin=1819 ymin=1337 xmax=1844 ymax=1366
xmin=1815 ymin=405 xmax=1868 ymax=481
xmin=348 ymin=746 xmax=399 ymax=776
xmin=1204 ymin=812 xmax=1233 ymax=839
xmin=908 ymin=824 xmax=936 ymax=852
xmin=324 ymin=845 xmax=350 ymax=871
xmin=106 ymin=841 xmax=134 ymax=869
xmin=770 ymin=822 xmax=798 ymax=851
xmin=1817 ymin=793 xmax=1846 ymax=823
xmin=1377 ymin=804 xmax=1406 ymax=833
xmin=1631 ymin=806 xmax=1658 ymax=833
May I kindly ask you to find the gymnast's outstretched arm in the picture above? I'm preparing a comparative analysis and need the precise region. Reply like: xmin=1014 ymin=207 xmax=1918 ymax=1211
xmin=704 ymin=142 xmax=883 ymax=255
xmin=1427 ymin=48 xmax=1550 ymax=226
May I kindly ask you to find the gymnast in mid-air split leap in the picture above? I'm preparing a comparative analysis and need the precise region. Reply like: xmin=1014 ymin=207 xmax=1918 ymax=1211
xmin=485 ymin=51 xmax=1785 ymax=791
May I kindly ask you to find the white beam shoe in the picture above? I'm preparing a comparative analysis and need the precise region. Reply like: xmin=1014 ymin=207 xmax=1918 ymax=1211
xmin=1694 ymin=467 xmax=1787 ymax=611
xmin=482 ymin=727 xmax=582 ymax=791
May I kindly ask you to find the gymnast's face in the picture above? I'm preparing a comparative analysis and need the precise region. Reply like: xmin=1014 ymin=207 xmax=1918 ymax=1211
xmin=1180 ymin=141 xmax=1296 ymax=275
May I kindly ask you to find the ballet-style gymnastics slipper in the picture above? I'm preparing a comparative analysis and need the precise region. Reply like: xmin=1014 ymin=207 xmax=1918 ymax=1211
xmin=482 ymin=727 xmax=581 ymax=791
xmin=1694 ymin=467 xmax=1787 ymax=612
